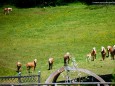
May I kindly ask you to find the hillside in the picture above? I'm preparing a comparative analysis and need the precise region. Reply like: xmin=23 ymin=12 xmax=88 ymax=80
xmin=0 ymin=3 xmax=115 ymax=82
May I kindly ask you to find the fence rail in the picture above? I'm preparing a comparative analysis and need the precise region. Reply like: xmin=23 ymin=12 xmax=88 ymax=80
xmin=0 ymin=72 xmax=115 ymax=86
xmin=0 ymin=82 xmax=115 ymax=86
xmin=0 ymin=72 xmax=41 ymax=84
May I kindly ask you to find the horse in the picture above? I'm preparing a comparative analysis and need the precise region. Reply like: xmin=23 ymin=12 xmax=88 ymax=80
xmin=64 ymin=52 xmax=71 ymax=66
xmin=101 ymin=46 xmax=106 ymax=61
xmin=26 ymin=59 xmax=37 ymax=73
xmin=106 ymin=46 xmax=112 ymax=57
xmin=107 ymin=45 xmax=115 ymax=60
xmin=16 ymin=62 xmax=22 ymax=73
xmin=48 ymin=57 xmax=54 ymax=70
xmin=4 ymin=8 xmax=12 ymax=15
xmin=91 ymin=47 xmax=96 ymax=61
xmin=86 ymin=53 xmax=92 ymax=62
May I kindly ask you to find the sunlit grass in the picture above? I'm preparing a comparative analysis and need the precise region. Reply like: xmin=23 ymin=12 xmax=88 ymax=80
xmin=0 ymin=4 xmax=115 ymax=82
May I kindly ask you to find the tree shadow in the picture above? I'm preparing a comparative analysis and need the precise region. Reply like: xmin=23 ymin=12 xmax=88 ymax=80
xmin=85 ymin=5 xmax=106 ymax=10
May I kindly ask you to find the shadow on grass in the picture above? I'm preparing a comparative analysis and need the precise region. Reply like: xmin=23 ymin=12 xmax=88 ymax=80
xmin=85 ymin=5 xmax=107 ymax=10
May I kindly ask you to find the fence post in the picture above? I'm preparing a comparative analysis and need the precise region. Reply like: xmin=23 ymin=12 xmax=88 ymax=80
xmin=18 ymin=72 xmax=21 ymax=84
xmin=38 ymin=71 xmax=41 ymax=86
xmin=97 ymin=83 xmax=100 ymax=86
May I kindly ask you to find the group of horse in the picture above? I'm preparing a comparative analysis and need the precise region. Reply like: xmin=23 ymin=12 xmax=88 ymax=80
xmin=86 ymin=45 xmax=115 ymax=62
xmin=16 ymin=59 xmax=37 ymax=73
xmin=16 ymin=45 xmax=115 ymax=73
xmin=16 ymin=52 xmax=70 ymax=73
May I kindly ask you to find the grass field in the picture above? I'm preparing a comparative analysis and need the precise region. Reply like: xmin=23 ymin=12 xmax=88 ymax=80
xmin=0 ymin=3 xmax=115 ymax=82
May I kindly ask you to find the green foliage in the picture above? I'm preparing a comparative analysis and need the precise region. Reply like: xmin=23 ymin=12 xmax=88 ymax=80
xmin=0 ymin=4 xmax=115 ymax=82
xmin=0 ymin=0 xmax=77 ymax=8
xmin=1 ymin=0 xmax=115 ymax=7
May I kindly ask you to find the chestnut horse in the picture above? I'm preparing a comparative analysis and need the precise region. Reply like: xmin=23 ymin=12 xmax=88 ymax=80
xmin=91 ymin=47 xmax=96 ymax=61
xmin=26 ymin=59 xmax=37 ymax=73
xmin=48 ymin=57 xmax=54 ymax=70
xmin=64 ymin=52 xmax=71 ymax=66
xmin=101 ymin=46 xmax=106 ymax=61
xmin=107 ymin=45 xmax=115 ymax=60
xmin=16 ymin=62 xmax=22 ymax=73
xmin=4 ymin=8 xmax=12 ymax=15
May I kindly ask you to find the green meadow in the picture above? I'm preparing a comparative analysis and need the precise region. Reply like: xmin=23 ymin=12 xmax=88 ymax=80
xmin=0 ymin=3 xmax=115 ymax=82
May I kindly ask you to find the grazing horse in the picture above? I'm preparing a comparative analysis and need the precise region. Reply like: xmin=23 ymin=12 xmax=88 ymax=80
xmin=106 ymin=46 xmax=112 ymax=57
xmin=26 ymin=59 xmax=37 ymax=73
xmin=16 ymin=62 xmax=22 ymax=73
xmin=91 ymin=47 xmax=96 ymax=61
xmin=101 ymin=46 xmax=106 ymax=61
xmin=48 ymin=57 xmax=54 ymax=70
xmin=64 ymin=52 xmax=71 ymax=66
xmin=4 ymin=8 xmax=12 ymax=15
xmin=107 ymin=45 xmax=115 ymax=60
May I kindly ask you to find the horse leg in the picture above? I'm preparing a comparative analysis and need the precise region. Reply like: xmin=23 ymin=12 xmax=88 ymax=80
xmin=32 ymin=67 xmax=35 ymax=73
xmin=27 ymin=66 xmax=30 ymax=73
xmin=64 ymin=58 xmax=67 ymax=66
xmin=102 ymin=56 xmax=104 ymax=61
xmin=18 ymin=66 xmax=21 ymax=72
xmin=102 ymin=54 xmax=104 ymax=60
xmin=113 ymin=50 xmax=115 ymax=60
xmin=4 ymin=11 xmax=6 ymax=15
xmin=51 ymin=63 xmax=52 ymax=69
xmin=104 ymin=54 xmax=106 ymax=60
xmin=34 ymin=66 xmax=35 ymax=71
xmin=91 ymin=56 xmax=94 ymax=61
xmin=68 ymin=57 xmax=70 ymax=64
xmin=95 ymin=54 xmax=96 ymax=59
xmin=48 ymin=62 xmax=50 ymax=70
xmin=17 ymin=66 xmax=19 ymax=72
xmin=112 ymin=56 xmax=114 ymax=60
xmin=106 ymin=50 xmax=109 ymax=57
xmin=110 ymin=52 xmax=114 ymax=60
xmin=111 ymin=54 xmax=114 ymax=60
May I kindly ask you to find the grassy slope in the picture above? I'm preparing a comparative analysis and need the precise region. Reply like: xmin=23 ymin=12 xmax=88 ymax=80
xmin=0 ymin=4 xmax=115 ymax=82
